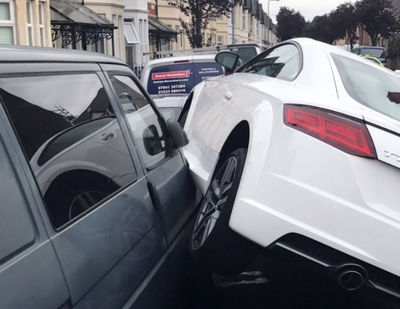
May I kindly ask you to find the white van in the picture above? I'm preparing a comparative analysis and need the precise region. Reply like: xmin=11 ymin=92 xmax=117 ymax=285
xmin=141 ymin=54 xmax=224 ymax=120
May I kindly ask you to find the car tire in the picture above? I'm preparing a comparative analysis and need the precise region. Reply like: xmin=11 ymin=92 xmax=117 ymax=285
xmin=190 ymin=148 xmax=259 ymax=276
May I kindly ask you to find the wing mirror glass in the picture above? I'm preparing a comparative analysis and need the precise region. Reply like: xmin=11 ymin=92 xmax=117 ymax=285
xmin=167 ymin=119 xmax=188 ymax=148
xmin=215 ymin=51 xmax=241 ymax=75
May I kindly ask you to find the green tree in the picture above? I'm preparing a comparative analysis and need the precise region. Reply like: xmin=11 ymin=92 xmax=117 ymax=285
xmin=305 ymin=13 xmax=339 ymax=44
xmin=331 ymin=2 xmax=360 ymax=50
xmin=276 ymin=7 xmax=306 ymax=41
xmin=168 ymin=0 xmax=232 ymax=48
xmin=356 ymin=0 xmax=397 ymax=46
xmin=388 ymin=34 xmax=400 ymax=58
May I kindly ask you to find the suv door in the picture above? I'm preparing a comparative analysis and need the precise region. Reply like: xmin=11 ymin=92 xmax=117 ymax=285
xmin=0 ymin=62 xmax=166 ymax=308
xmin=102 ymin=64 xmax=196 ymax=243
xmin=0 ymin=115 xmax=69 ymax=309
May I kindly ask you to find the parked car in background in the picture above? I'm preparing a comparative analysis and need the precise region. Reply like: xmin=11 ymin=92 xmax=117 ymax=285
xmin=181 ymin=38 xmax=400 ymax=308
xmin=141 ymin=54 xmax=224 ymax=121
xmin=223 ymin=43 xmax=267 ymax=64
xmin=0 ymin=46 xmax=197 ymax=309
xmin=352 ymin=45 xmax=387 ymax=65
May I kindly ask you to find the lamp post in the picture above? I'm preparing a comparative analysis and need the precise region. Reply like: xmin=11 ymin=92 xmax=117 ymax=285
xmin=267 ymin=0 xmax=279 ymax=47
xmin=231 ymin=0 xmax=235 ymax=44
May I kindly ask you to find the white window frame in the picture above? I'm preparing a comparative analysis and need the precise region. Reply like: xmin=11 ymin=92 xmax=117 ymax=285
xmin=243 ymin=10 xmax=248 ymax=31
xmin=0 ymin=0 xmax=15 ymax=45
xmin=124 ymin=22 xmax=140 ymax=44
xmin=26 ymin=0 xmax=34 ymax=46
xmin=38 ymin=1 xmax=46 ymax=46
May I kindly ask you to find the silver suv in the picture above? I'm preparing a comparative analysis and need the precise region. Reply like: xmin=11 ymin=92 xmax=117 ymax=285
xmin=0 ymin=46 xmax=196 ymax=308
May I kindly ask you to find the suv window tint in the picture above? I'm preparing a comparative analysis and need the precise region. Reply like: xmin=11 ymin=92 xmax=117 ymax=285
xmin=241 ymin=44 xmax=300 ymax=81
xmin=110 ymin=75 xmax=167 ymax=168
xmin=0 ymin=74 xmax=137 ymax=228
xmin=333 ymin=54 xmax=400 ymax=122
xmin=147 ymin=62 xmax=223 ymax=95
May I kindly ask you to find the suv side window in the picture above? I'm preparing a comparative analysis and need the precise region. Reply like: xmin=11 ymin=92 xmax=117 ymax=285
xmin=110 ymin=74 xmax=167 ymax=168
xmin=0 ymin=73 xmax=137 ymax=228
xmin=241 ymin=44 xmax=300 ymax=81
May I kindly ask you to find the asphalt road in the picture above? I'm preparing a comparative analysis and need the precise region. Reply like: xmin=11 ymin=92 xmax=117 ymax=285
xmin=185 ymin=254 xmax=398 ymax=309
xmin=164 ymin=218 xmax=397 ymax=309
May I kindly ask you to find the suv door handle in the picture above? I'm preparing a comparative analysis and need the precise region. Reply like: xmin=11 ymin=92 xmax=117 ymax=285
xmin=224 ymin=92 xmax=233 ymax=101
xmin=101 ymin=133 xmax=114 ymax=141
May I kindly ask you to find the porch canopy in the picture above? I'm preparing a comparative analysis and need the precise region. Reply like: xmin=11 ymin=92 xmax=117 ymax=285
xmin=148 ymin=15 xmax=177 ymax=46
xmin=50 ymin=0 xmax=116 ymax=53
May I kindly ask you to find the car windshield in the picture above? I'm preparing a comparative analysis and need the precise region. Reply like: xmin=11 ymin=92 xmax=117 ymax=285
xmin=333 ymin=54 xmax=400 ymax=122
xmin=360 ymin=48 xmax=386 ymax=58
xmin=147 ymin=62 xmax=224 ymax=96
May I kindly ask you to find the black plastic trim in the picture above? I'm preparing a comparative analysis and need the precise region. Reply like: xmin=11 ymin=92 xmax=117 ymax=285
xmin=268 ymin=234 xmax=400 ymax=302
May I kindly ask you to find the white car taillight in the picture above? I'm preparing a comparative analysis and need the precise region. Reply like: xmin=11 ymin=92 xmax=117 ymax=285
xmin=284 ymin=105 xmax=377 ymax=159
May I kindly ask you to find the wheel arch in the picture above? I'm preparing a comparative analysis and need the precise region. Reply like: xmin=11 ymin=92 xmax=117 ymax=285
xmin=217 ymin=120 xmax=250 ymax=169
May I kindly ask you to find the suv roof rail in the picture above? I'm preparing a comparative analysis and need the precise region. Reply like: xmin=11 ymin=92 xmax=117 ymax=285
xmin=144 ymin=46 xmax=225 ymax=57
xmin=144 ymin=43 xmax=268 ymax=57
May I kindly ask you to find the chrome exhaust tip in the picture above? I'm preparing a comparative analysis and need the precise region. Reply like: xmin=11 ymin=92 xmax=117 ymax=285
xmin=336 ymin=264 xmax=368 ymax=291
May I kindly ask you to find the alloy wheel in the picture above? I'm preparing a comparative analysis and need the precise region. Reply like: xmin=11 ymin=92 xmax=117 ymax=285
xmin=192 ymin=155 xmax=238 ymax=250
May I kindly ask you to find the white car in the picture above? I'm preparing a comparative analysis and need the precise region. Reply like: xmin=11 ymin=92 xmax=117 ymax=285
xmin=181 ymin=38 xmax=400 ymax=303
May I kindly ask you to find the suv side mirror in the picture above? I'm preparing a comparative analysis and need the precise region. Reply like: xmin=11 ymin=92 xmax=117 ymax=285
xmin=215 ymin=51 xmax=241 ymax=75
xmin=167 ymin=119 xmax=189 ymax=148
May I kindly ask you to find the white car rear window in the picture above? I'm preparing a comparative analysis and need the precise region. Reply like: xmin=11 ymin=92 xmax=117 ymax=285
xmin=333 ymin=54 xmax=400 ymax=122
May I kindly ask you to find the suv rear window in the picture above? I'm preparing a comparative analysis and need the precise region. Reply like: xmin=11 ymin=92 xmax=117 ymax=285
xmin=147 ymin=62 xmax=223 ymax=96
xmin=360 ymin=48 xmax=386 ymax=59
xmin=333 ymin=54 xmax=400 ymax=122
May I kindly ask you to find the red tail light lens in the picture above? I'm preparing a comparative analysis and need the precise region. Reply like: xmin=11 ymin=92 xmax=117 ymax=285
xmin=284 ymin=105 xmax=376 ymax=158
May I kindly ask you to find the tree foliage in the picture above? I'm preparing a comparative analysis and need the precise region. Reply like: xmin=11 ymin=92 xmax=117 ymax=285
xmin=388 ymin=34 xmax=400 ymax=58
xmin=276 ymin=7 xmax=306 ymax=41
xmin=305 ymin=13 xmax=339 ymax=44
xmin=356 ymin=0 xmax=397 ymax=46
xmin=168 ymin=0 xmax=231 ymax=48
xmin=331 ymin=2 xmax=359 ymax=49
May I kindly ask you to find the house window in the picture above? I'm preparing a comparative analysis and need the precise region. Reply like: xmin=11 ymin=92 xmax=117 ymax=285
xmin=243 ymin=11 xmax=248 ymax=31
xmin=26 ymin=1 xmax=34 ymax=45
xmin=38 ymin=2 xmax=46 ymax=46
xmin=0 ymin=0 xmax=15 ymax=44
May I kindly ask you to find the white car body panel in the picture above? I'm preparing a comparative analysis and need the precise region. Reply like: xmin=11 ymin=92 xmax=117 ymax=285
xmin=368 ymin=124 xmax=400 ymax=169
xmin=184 ymin=38 xmax=400 ymax=277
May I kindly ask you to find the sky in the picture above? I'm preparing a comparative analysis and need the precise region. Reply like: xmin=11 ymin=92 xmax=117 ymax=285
xmin=261 ymin=0 xmax=356 ymax=23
